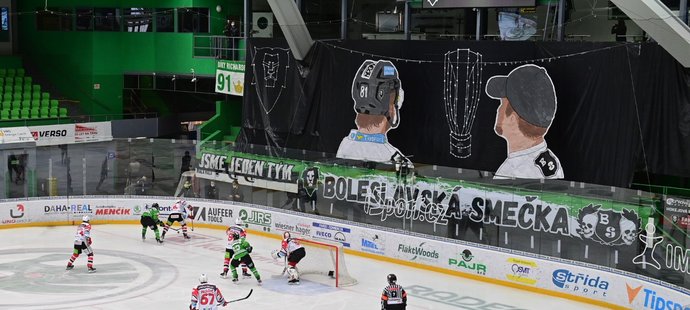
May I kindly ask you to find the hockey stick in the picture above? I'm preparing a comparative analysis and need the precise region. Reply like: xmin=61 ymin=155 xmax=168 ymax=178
xmin=271 ymin=256 xmax=288 ymax=279
xmin=226 ymin=289 xmax=253 ymax=304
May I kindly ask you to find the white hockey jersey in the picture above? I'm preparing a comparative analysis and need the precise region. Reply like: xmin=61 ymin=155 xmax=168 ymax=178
xmin=190 ymin=283 xmax=226 ymax=310
xmin=225 ymin=225 xmax=247 ymax=249
xmin=170 ymin=200 xmax=190 ymax=216
xmin=281 ymin=238 xmax=303 ymax=254
xmin=74 ymin=223 xmax=91 ymax=245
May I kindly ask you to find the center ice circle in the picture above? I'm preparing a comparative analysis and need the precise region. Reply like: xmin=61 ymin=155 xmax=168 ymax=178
xmin=0 ymin=248 xmax=177 ymax=308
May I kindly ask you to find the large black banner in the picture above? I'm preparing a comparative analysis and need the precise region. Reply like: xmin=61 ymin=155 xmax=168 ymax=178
xmin=239 ymin=40 xmax=689 ymax=187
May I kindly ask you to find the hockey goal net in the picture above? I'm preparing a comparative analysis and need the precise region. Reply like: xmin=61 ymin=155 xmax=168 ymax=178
xmin=295 ymin=238 xmax=357 ymax=287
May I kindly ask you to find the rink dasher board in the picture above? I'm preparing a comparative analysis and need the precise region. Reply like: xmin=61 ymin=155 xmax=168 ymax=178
xmin=0 ymin=196 xmax=688 ymax=310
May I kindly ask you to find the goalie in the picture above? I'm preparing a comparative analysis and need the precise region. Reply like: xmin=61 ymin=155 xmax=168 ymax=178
xmin=271 ymin=232 xmax=306 ymax=284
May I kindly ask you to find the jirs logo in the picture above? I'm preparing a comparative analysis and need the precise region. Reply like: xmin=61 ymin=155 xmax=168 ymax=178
xmin=626 ymin=284 xmax=690 ymax=310
xmin=551 ymin=269 xmax=609 ymax=296
xmin=448 ymin=249 xmax=486 ymax=275
xmin=239 ymin=209 xmax=271 ymax=230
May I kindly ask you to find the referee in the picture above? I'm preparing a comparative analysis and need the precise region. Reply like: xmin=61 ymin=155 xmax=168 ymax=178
xmin=381 ymin=274 xmax=407 ymax=310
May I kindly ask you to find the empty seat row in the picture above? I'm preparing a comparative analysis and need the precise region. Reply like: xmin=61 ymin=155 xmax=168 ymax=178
xmin=0 ymin=90 xmax=49 ymax=101
xmin=1 ymin=99 xmax=58 ymax=110
xmin=0 ymin=76 xmax=32 ymax=86
xmin=0 ymin=68 xmax=25 ymax=78
xmin=0 ymin=107 xmax=67 ymax=120
xmin=0 ymin=84 xmax=42 ymax=93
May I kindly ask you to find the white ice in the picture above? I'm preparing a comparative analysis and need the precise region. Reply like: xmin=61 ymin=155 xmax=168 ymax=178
xmin=0 ymin=225 xmax=605 ymax=310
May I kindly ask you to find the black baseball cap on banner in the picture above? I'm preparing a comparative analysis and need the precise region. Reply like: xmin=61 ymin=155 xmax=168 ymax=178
xmin=485 ymin=64 xmax=557 ymax=128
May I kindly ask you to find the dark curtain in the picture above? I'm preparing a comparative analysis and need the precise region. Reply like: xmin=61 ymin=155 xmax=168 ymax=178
xmin=239 ymin=40 xmax=689 ymax=187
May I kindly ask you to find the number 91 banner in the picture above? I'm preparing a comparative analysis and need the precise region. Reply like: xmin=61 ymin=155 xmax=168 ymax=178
xmin=215 ymin=60 xmax=245 ymax=96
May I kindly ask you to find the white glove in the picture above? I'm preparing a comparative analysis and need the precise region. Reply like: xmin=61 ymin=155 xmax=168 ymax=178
xmin=271 ymin=249 xmax=287 ymax=260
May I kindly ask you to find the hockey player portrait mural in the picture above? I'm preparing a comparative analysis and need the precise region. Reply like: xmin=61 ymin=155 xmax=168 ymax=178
xmin=485 ymin=64 xmax=563 ymax=179
xmin=336 ymin=60 xmax=408 ymax=164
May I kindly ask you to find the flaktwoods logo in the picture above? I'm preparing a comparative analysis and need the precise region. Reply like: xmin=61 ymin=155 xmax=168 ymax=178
xmin=397 ymin=242 xmax=439 ymax=262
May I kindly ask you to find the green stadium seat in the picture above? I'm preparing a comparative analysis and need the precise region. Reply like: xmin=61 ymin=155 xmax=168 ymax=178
xmin=11 ymin=100 xmax=20 ymax=110
xmin=39 ymin=107 xmax=49 ymax=118
xmin=58 ymin=107 xmax=67 ymax=117
xmin=0 ymin=109 xmax=8 ymax=120
xmin=32 ymin=84 xmax=40 ymax=92
xmin=21 ymin=100 xmax=30 ymax=109
xmin=24 ymin=76 xmax=31 ymax=85
xmin=0 ymin=78 xmax=4 ymax=86
xmin=4 ymin=85 xmax=12 ymax=93
xmin=4 ymin=77 xmax=12 ymax=85
xmin=41 ymin=92 xmax=49 ymax=100
xmin=10 ymin=109 xmax=19 ymax=119
xmin=17 ymin=68 xmax=24 ymax=77
xmin=31 ymin=99 xmax=41 ymax=109
xmin=14 ymin=77 xmax=22 ymax=85
xmin=49 ymin=107 xmax=57 ymax=117
xmin=50 ymin=99 xmax=58 ymax=108
xmin=12 ymin=91 xmax=20 ymax=100
xmin=0 ymin=69 xmax=6 ymax=77
xmin=20 ymin=108 xmax=29 ymax=119
xmin=7 ymin=69 xmax=16 ymax=77
xmin=32 ymin=90 xmax=40 ymax=100
xmin=1 ymin=101 xmax=10 ymax=110
xmin=23 ymin=91 xmax=31 ymax=100
xmin=30 ymin=108 xmax=39 ymax=119
xmin=3 ymin=93 xmax=12 ymax=102
xmin=13 ymin=83 xmax=21 ymax=91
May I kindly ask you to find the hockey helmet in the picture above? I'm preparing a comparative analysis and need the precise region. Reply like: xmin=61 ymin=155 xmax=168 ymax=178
xmin=82 ymin=215 xmax=90 ymax=223
xmin=152 ymin=203 xmax=160 ymax=210
xmin=235 ymin=217 xmax=245 ymax=226
xmin=199 ymin=273 xmax=208 ymax=284
xmin=387 ymin=273 xmax=397 ymax=285
xmin=351 ymin=60 xmax=404 ymax=128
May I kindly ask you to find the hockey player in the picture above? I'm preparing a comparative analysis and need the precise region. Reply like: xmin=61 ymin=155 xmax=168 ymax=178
xmin=381 ymin=274 xmax=407 ymax=310
xmin=271 ymin=231 xmax=306 ymax=284
xmin=221 ymin=218 xmax=251 ymax=279
xmin=66 ymin=216 xmax=96 ymax=273
xmin=140 ymin=203 xmax=163 ymax=243
xmin=162 ymin=199 xmax=193 ymax=240
xmin=190 ymin=274 xmax=228 ymax=310
xmin=226 ymin=232 xmax=261 ymax=285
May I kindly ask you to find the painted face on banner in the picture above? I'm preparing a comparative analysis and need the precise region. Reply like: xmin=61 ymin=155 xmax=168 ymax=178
xmin=251 ymin=47 xmax=291 ymax=114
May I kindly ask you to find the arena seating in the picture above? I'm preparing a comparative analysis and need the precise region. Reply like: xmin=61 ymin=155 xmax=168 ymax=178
xmin=0 ymin=68 xmax=67 ymax=120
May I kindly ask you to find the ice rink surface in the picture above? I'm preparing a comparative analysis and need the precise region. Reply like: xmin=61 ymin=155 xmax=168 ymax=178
xmin=0 ymin=225 xmax=605 ymax=310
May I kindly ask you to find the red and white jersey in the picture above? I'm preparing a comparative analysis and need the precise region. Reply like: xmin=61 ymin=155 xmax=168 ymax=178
xmin=281 ymin=238 xmax=303 ymax=255
xmin=171 ymin=201 xmax=191 ymax=216
xmin=225 ymin=225 xmax=246 ymax=249
xmin=190 ymin=283 xmax=226 ymax=310
xmin=73 ymin=223 xmax=91 ymax=245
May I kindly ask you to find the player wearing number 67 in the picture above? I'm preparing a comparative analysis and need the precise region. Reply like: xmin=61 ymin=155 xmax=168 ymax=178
xmin=485 ymin=64 xmax=564 ymax=179
xmin=190 ymin=274 xmax=228 ymax=310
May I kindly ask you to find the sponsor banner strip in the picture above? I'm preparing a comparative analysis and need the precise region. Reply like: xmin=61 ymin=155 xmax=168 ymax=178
xmin=0 ymin=197 xmax=687 ymax=309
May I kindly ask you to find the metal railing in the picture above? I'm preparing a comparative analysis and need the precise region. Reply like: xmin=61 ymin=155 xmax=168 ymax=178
xmin=192 ymin=35 xmax=243 ymax=60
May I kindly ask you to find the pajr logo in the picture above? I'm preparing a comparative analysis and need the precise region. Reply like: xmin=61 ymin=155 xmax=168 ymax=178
xmin=626 ymin=284 xmax=642 ymax=304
